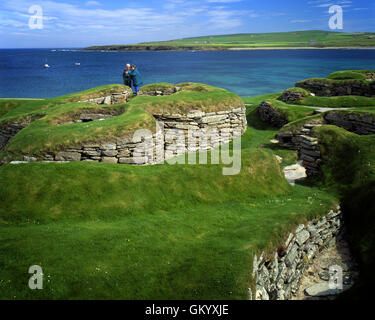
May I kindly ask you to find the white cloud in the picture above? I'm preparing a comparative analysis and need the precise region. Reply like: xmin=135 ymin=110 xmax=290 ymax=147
xmin=85 ymin=1 xmax=100 ymax=6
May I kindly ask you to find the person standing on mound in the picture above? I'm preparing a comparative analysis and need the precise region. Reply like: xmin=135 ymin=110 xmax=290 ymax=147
xmin=122 ymin=64 xmax=132 ymax=88
xmin=129 ymin=65 xmax=143 ymax=96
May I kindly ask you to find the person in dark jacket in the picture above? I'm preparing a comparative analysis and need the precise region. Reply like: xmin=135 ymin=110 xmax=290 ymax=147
xmin=122 ymin=64 xmax=132 ymax=88
xmin=129 ymin=65 xmax=143 ymax=96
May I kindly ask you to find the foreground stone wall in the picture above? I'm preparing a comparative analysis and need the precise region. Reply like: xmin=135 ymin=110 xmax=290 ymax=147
xmin=252 ymin=205 xmax=342 ymax=300
xmin=17 ymin=107 xmax=247 ymax=165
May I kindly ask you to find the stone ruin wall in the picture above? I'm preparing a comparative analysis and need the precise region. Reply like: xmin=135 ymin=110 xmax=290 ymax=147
xmin=252 ymin=206 xmax=342 ymax=300
xmin=256 ymin=95 xmax=375 ymax=177
xmin=296 ymin=79 xmax=375 ymax=97
xmin=0 ymin=87 xmax=247 ymax=165
xmin=38 ymin=107 xmax=247 ymax=165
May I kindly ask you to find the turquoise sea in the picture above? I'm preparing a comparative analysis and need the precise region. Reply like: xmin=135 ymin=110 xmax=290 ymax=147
xmin=0 ymin=49 xmax=374 ymax=98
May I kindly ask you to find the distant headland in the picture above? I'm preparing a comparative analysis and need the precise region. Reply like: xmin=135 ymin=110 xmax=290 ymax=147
xmin=83 ymin=30 xmax=375 ymax=52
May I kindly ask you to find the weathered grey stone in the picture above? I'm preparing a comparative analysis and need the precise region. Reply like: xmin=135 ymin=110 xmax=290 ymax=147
xmin=295 ymin=224 xmax=305 ymax=234
xmin=284 ymin=233 xmax=294 ymax=248
xmin=24 ymin=156 xmax=37 ymax=162
xmin=55 ymin=151 xmax=81 ymax=161
xmin=100 ymin=143 xmax=116 ymax=150
xmin=102 ymin=150 xmax=118 ymax=157
xmin=285 ymin=244 xmax=298 ymax=267
xmin=305 ymin=282 xmax=341 ymax=297
xmin=256 ymin=285 xmax=269 ymax=300
xmin=101 ymin=157 xmax=118 ymax=164
xmin=296 ymin=230 xmax=310 ymax=246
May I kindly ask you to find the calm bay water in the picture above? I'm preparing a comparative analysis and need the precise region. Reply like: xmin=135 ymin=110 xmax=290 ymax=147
xmin=0 ymin=49 xmax=374 ymax=98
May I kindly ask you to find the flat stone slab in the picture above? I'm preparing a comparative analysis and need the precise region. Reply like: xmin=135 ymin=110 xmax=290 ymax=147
xmin=283 ymin=162 xmax=307 ymax=185
xmin=305 ymin=282 xmax=342 ymax=297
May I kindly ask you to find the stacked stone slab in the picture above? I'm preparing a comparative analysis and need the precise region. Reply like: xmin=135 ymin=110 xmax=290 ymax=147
xmin=26 ymin=107 xmax=247 ymax=165
xmin=299 ymin=124 xmax=322 ymax=176
xmin=252 ymin=206 xmax=342 ymax=300
xmin=0 ymin=118 xmax=35 ymax=151
xmin=276 ymin=119 xmax=324 ymax=151
xmin=324 ymin=111 xmax=375 ymax=135
xmin=296 ymin=79 xmax=375 ymax=97
xmin=0 ymin=123 xmax=25 ymax=150
xmin=154 ymin=108 xmax=247 ymax=160
xmin=258 ymin=101 xmax=288 ymax=128
xmin=279 ymin=89 xmax=308 ymax=104
xmin=79 ymin=88 xmax=132 ymax=105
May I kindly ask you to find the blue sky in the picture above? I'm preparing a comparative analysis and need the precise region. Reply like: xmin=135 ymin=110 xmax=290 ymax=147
xmin=0 ymin=0 xmax=373 ymax=48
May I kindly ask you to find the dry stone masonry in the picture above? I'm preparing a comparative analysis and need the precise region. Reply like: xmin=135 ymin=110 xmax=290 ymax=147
xmin=79 ymin=88 xmax=132 ymax=105
xmin=296 ymin=79 xmax=375 ymax=97
xmin=25 ymin=107 xmax=247 ymax=165
xmin=258 ymin=101 xmax=288 ymax=128
xmin=1 ymin=85 xmax=247 ymax=165
xmin=324 ymin=111 xmax=375 ymax=135
xmin=252 ymin=205 xmax=343 ymax=300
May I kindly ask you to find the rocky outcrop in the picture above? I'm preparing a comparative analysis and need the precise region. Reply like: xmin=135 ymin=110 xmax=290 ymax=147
xmin=258 ymin=101 xmax=288 ymax=128
xmin=296 ymin=79 xmax=375 ymax=97
xmin=252 ymin=206 xmax=343 ymax=300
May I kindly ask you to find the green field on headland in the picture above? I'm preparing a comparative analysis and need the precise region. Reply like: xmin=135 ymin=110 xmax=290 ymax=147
xmin=84 ymin=30 xmax=375 ymax=51
xmin=1 ymin=70 xmax=375 ymax=300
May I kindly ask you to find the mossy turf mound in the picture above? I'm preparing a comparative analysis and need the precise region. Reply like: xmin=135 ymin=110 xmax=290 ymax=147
xmin=326 ymin=70 xmax=375 ymax=81
xmin=0 ymin=83 xmax=243 ymax=160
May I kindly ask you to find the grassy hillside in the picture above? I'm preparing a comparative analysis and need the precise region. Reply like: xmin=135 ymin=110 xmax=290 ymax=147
xmin=0 ymin=90 xmax=339 ymax=300
xmin=84 ymin=30 xmax=375 ymax=51
xmin=1 ymin=71 xmax=373 ymax=300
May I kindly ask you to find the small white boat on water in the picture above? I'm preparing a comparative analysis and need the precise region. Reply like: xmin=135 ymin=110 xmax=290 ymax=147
xmin=44 ymin=64 xmax=50 ymax=68
xmin=75 ymin=62 xmax=81 ymax=66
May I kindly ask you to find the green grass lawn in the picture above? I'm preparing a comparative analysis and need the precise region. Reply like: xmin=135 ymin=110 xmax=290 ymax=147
xmin=0 ymin=94 xmax=339 ymax=300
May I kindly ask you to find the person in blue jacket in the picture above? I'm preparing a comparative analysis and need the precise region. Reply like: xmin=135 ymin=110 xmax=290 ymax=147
xmin=129 ymin=65 xmax=143 ymax=96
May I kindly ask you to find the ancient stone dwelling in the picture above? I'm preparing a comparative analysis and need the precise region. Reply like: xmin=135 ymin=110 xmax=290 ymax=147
xmin=0 ymin=84 xmax=247 ymax=165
